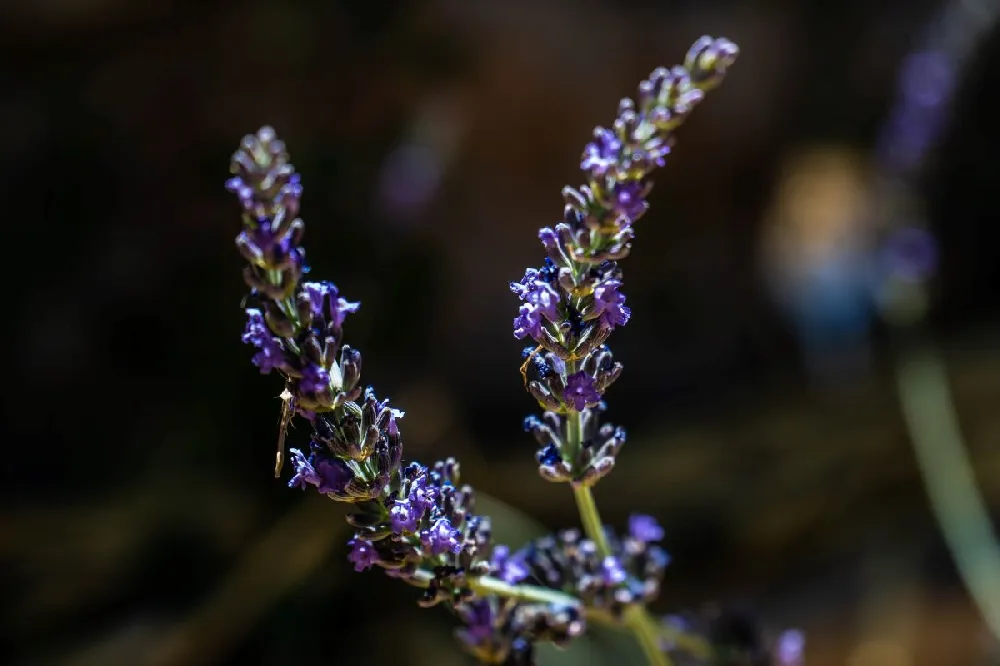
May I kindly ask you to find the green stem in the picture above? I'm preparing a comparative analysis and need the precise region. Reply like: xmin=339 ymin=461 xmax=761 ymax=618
xmin=410 ymin=570 xmax=582 ymax=609
xmin=896 ymin=344 xmax=1000 ymax=640
xmin=566 ymin=407 xmax=671 ymax=666
xmin=624 ymin=605 xmax=672 ymax=666
xmin=587 ymin=608 xmax=711 ymax=659
xmin=468 ymin=576 xmax=582 ymax=609
xmin=572 ymin=482 xmax=611 ymax=555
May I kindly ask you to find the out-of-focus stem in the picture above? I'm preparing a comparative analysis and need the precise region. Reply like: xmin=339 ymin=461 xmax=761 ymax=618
xmin=587 ymin=608 xmax=712 ymax=659
xmin=624 ymin=605 xmax=673 ymax=666
xmin=896 ymin=344 xmax=1000 ymax=640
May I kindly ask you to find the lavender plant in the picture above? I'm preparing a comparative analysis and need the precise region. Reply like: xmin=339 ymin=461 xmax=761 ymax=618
xmin=227 ymin=36 xmax=746 ymax=666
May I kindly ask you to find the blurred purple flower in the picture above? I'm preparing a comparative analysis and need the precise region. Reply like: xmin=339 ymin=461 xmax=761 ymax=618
xmin=348 ymin=538 xmax=381 ymax=572
xmin=882 ymin=226 xmax=938 ymax=283
xmin=629 ymin=514 xmax=664 ymax=543
xmin=564 ymin=372 xmax=601 ymax=410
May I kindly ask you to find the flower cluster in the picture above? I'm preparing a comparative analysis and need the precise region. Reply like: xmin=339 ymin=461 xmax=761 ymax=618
xmin=228 ymin=127 xmax=585 ymax=663
xmin=455 ymin=597 xmax=585 ymax=665
xmin=228 ymin=34 xmax=765 ymax=666
xmin=227 ymin=127 xmax=362 ymax=413
xmin=519 ymin=515 xmax=670 ymax=618
xmin=512 ymin=36 xmax=738 ymax=486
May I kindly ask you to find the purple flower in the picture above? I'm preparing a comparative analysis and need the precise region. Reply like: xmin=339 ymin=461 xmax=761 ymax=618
xmin=581 ymin=127 xmax=622 ymax=177
xmin=347 ymin=538 xmax=381 ymax=572
xmin=420 ymin=517 xmax=462 ymax=556
xmin=302 ymin=281 xmax=361 ymax=329
xmin=277 ymin=174 xmax=303 ymax=218
xmin=775 ymin=629 xmax=805 ymax=666
xmin=287 ymin=449 xmax=320 ymax=489
xmin=510 ymin=269 xmax=561 ymax=322
xmin=564 ymin=372 xmax=600 ymax=410
xmin=407 ymin=472 xmax=438 ymax=514
xmin=288 ymin=448 xmax=353 ymax=495
xmin=313 ymin=459 xmax=352 ymax=494
xmin=490 ymin=545 xmax=529 ymax=584
xmin=387 ymin=409 xmax=403 ymax=436
xmin=456 ymin=599 xmax=497 ymax=648
xmin=628 ymin=514 xmax=664 ymax=543
xmin=298 ymin=363 xmax=330 ymax=394
xmin=611 ymin=182 xmax=648 ymax=220
xmin=593 ymin=279 xmax=631 ymax=330
xmin=299 ymin=363 xmax=331 ymax=394
xmin=882 ymin=227 xmax=938 ymax=283
xmin=600 ymin=556 xmax=627 ymax=585
xmin=241 ymin=309 xmax=286 ymax=373
xmin=376 ymin=397 xmax=405 ymax=437
xmin=539 ymin=227 xmax=559 ymax=250
xmin=390 ymin=498 xmax=420 ymax=533
xmin=513 ymin=304 xmax=543 ymax=340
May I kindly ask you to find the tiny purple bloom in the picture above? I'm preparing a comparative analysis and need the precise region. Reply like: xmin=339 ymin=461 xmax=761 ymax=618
xmin=510 ymin=269 xmax=561 ymax=322
xmin=408 ymin=473 xmax=438 ymax=514
xmin=241 ymin=309 xmax=286 ymax=373
xmin=277 ymin=174 xmax=303 ymax=217
xmin=775 ymin=629 xmax=805 ymax=666
xmin=287 ymin=448 xmax=320 ymax=490
xmin=593 ymin=279 xmax=631 ymax=330
xmin=882 ymin=227 xmax=938 ymax=283
xmin=225 ymin=177 xmax=256 ymax=213
xmin=288 ymin=449 xmax=353 ymax=495
xmin=347 ymin=538 xmax=381 ymax=572
xmin=302 ymin=281 xmax=361 ymax=329
xmin=629 ymin=514 xmax=665 ymax=543
xmin=490 ymin=545 xmax=529 ymax=584
xmin=390 ymin=498 xmax=420 ymax=533
xmin=387 ymin=409 xmax=404 ymax=437
xmin=513 ymin=303 xmax=543 ymax=340
xmin=601 ymin=555 xmax=626 ymax=585
xmin=456 ymin=599 xmax=496 ymax=647
xmin=313 ymin=457 xmax=353 ymax=494
xmin=612 ymin=181 xmax=648 ymax=220
xmin=299 ymin=363 xmax=330 ymax=394
xmin=581 ymin=127 xmax=622 ymax=176
xmin=420 ymin=517 xmax=462 ymax=556
xmin=564 ymin=372 xmax=601 ymax=410
xmin=539 ymin=227 xmax=559 ymax=250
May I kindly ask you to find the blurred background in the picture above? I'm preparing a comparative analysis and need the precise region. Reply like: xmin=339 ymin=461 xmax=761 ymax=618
xmin=4 ymin=0 xmax=1000 ymax=664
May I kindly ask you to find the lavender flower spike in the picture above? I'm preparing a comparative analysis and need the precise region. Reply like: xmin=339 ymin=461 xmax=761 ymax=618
xmin=514 ymin=36 xmax=738 ymax=487
xmin=228 ymin=128 xmax=591 ymax=664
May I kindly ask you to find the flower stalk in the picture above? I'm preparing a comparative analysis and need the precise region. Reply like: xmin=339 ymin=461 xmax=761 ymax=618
xmin=510 ymin=34 xmax=738 ymax=665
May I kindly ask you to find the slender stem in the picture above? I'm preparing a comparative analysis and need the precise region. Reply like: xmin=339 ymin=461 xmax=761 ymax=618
xmin=409 ymin=570 xmax=578 ymax=609
xmin=565 ymin=397 xmax=584 ymax=462
xmin=468 ymin=576 xmax=581 ymax=609
xmin=588 ymin=608 xmax=712 ymax=659
xmin=566 ymin=409 xmax=671 ymax=666
xmin=896 ymin=345 xmax=1000 ymax=640
xmin=572 ymin=482 xmax=611 ymax=555
xmin=625 ymin=605 xmax=672 ymax=666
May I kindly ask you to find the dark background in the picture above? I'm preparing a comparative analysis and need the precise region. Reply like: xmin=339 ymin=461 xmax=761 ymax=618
xmin=4 ymin=0 xmax=1000 ymax=664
